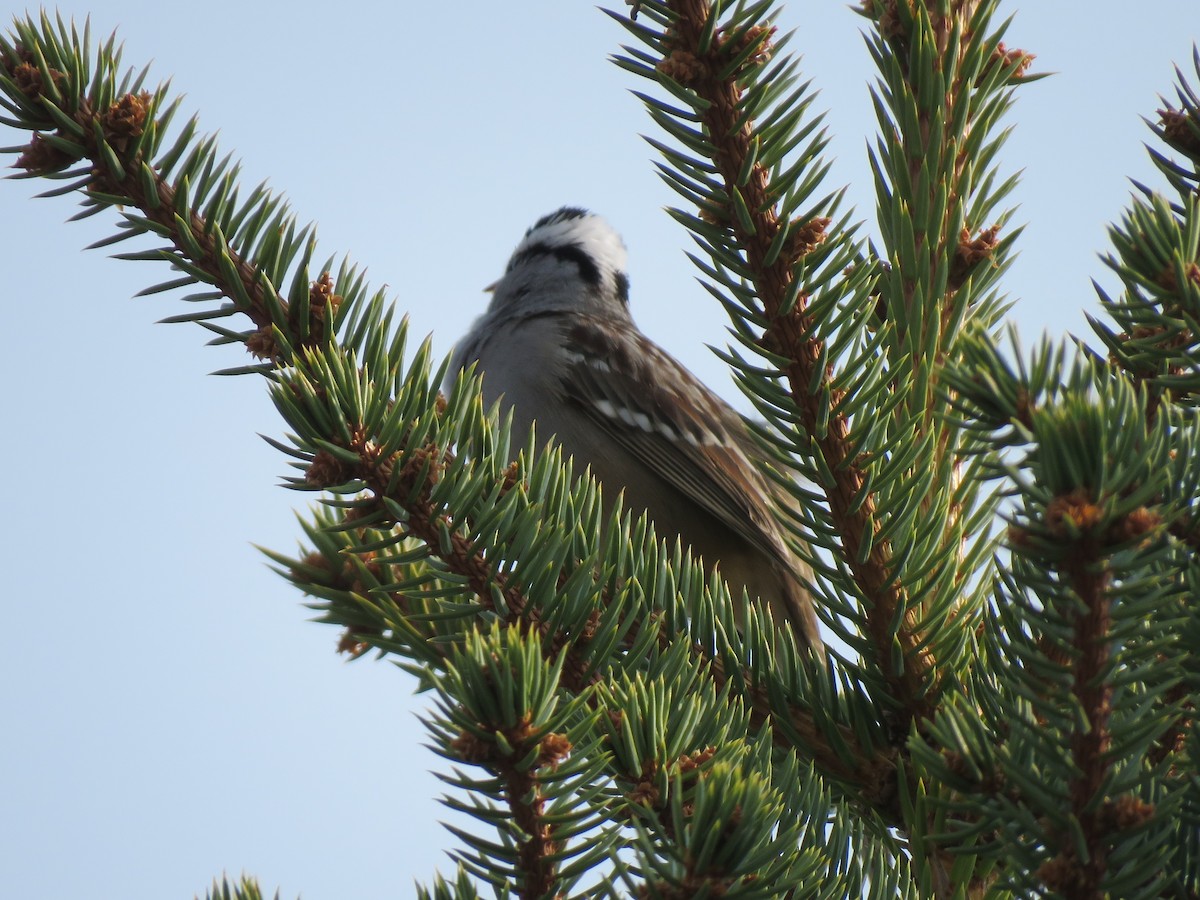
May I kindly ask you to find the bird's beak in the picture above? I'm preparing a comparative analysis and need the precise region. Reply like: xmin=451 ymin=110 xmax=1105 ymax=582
xmin=483 ymin=281 xmax=497 ymax=293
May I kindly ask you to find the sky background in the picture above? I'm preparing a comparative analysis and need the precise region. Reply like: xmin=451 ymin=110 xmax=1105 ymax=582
xmin=0 ymin=2 xmax=1196 ymax=898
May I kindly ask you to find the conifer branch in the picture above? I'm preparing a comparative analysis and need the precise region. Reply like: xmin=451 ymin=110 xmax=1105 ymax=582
xmin=292 ymin=420 xmax=893 ymax=792
xmin=701 ymin=2 xmax=904 ymax=673
xmin=202 ymin=876 xmax=283 ymax=900
xmin=2 ymin=26 xmax=334 ymax=369
xmin=0 ymin=13 xmax=588 ymax=672
xmin=1 ymin=12 xmax=905 ymax=820
xmin=291 ymin=506 xmax=892 ymax=801
xmin=1044 ymin=534 xmax=1115 ymax=899
xmin=857 ymin=0 xmax=1029 ymax=726
xmin=647 ymin=0 xmax=954 ymax=728
xmin=1091 ymin=54 xmax=1200 ymax=427
xmin=7 ymin=6 xmax=1200 ymax=896
xmin=425 ymin=627 xmax=598 ymax=898
xmin=937 ymin=334 xmax=1188 ymax=897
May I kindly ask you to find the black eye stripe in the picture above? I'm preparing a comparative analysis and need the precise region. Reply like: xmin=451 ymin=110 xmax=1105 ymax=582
xmin=507 ymin=242 xmax=602 ymax=286
xmin=614 ymin=272 xmax=630 ymax=305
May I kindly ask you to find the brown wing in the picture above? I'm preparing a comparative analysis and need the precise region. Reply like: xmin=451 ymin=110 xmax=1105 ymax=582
xmin=560 ymin=316 xmax=792 ymax=567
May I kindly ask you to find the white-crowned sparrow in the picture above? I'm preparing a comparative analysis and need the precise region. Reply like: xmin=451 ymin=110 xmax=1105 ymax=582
xmin=451 ymin=207 xmax=821 ymax=648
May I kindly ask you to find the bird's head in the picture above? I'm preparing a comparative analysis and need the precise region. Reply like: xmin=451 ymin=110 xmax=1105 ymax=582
xmin=487 ymin=207 xmax=631 ymax=318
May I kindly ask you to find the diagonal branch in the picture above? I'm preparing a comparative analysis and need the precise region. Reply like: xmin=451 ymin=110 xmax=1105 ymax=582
xmin=0 ymin=26 xmax=900 ymax=811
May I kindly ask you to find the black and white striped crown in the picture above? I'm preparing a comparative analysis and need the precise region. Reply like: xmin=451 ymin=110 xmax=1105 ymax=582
xmin=503 ymin=207 xmax=630 ymax=304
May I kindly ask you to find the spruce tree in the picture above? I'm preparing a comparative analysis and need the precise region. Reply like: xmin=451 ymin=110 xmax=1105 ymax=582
xmin=2 ymin=3 xmax=1197 ymax=897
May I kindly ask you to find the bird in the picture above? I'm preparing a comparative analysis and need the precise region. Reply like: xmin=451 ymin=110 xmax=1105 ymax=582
xmin=450 ymin=207 xmax=821 ymax=649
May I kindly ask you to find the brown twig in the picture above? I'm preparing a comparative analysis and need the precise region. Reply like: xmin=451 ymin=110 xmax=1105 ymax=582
xmin=1035 ymin=540 xmax=1114 ymax=899
xmin=451 ymin=714 xmax=571 ymax=899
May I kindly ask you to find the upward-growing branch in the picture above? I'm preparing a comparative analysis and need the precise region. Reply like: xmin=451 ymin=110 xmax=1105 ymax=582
xmin=652 ymin=0 xmax=937 ymax=726
xmin=860 ymin=0 xmax=1027 ymax=713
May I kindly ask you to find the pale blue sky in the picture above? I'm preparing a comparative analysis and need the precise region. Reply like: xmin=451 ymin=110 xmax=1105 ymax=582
xmin=1 ymin=3 xmax=1195 ymax=898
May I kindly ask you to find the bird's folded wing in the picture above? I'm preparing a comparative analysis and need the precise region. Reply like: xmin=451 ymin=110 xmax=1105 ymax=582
xmin=561 ymin=317 xmax=791 ymax=566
